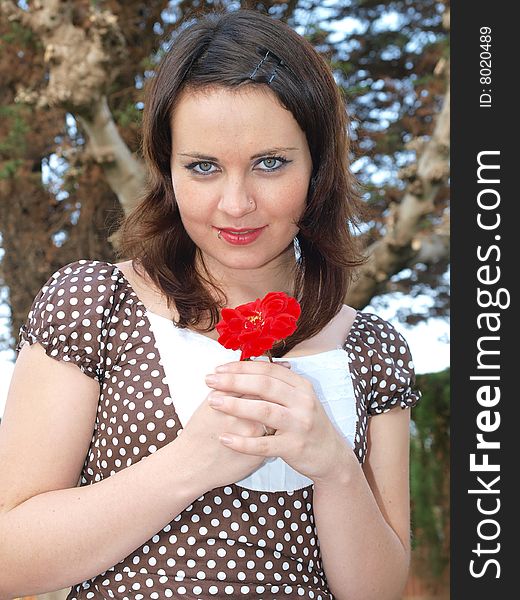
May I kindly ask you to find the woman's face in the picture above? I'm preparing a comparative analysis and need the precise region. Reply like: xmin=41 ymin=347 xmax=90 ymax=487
xmin=169 ymin=85 xmax=313 ymax=279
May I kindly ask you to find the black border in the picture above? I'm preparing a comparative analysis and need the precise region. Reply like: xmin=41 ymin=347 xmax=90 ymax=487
xmin=451 ymin=3 xmax=515 ymax=596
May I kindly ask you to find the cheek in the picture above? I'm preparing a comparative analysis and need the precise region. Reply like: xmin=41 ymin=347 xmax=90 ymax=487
xmin=176 ymin=201 xmax=208 ymax=226
xmin=274 ymin=181 xmax=308 ymax=219
xmin=171 ymin=176 xmax=210 ymax=222
xmin=171 ymin=171 xmax=189 ymax=200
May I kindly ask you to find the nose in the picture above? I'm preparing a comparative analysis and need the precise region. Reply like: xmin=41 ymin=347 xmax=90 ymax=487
xmin=217 ymin=176 xmax=256 ymax=217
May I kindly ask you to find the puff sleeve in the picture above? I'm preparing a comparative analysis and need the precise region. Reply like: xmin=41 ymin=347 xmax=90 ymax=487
xmin=358 ymin=313 xmax=422 ymax=416
xmin=16 ymin=259 xmax=117 ymax=384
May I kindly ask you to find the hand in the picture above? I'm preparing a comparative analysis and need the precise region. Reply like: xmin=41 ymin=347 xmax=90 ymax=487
xmin=204 ymin=360 xmax=351 ymax=483
xmin=176 ymin=389 xmax=268 ymax=491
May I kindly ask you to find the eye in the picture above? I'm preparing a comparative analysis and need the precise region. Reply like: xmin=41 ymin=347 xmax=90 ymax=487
xmin=257 ymin=156 xmax=289 ymax=171
xmin=185 ymin=161 xmax=218 ymax=176
xmin=184 ymin=155 xmax=290 ymax=177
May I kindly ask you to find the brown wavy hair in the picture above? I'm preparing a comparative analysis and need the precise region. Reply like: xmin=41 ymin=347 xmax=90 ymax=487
xmin=114 ymin=8 xmax=366 ymax=358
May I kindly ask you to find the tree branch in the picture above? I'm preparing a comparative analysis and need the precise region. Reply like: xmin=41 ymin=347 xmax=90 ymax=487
xmin=4 ymin=0 xmax=125 ymax=112
xmin=76 ymin=96 xmax=146 ymax=212
xmin=2 ymin=0 xmax=145 ymax=211
xmin=346 ymin=68 xmax=450 ymax=309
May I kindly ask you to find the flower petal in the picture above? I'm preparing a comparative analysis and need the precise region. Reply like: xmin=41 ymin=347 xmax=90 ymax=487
xmin=215 ymin=291 xmax=301 ymax=360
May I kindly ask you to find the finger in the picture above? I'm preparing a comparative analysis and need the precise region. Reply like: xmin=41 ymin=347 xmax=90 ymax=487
xmin=214 ymin=359 xmax=297 ymax=386
xmin=208 ymin=389 xmax=244 ymax=399
xmin=205 ymin=371 xmax=303 ymax=408
xmin=219 ymin=432 xmax=274 ymax=456
xmin=206 ymin=362 xmax=315 ymax=409
xmin=208 ymin=394 xmax=291 ymax=431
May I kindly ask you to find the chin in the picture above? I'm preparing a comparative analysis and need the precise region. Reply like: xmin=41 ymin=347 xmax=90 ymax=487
xmin=201 ymin=246 xmax=278 ymax=266
xmin=217 ymin=255 xmax=271 ymax=270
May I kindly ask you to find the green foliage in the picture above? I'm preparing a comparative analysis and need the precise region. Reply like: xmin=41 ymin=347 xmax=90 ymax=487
xmin=0 ymin=158 xmax=23 ymax=180
xmin=113 ymin=101 xmax=143 ymax=129
xmin=413 ymin=72 xmax=438 ymax=88
xmin=410 ymin=368 xmax=450 ymax=580
xmin=0 ymin=20 xmax=38 ymax=48
xmin=0 ymin=105 xmax=30 ymax=158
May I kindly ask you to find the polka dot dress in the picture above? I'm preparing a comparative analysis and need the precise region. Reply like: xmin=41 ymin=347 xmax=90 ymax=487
xmin=16 ymin=260 xmax=421 ymax=599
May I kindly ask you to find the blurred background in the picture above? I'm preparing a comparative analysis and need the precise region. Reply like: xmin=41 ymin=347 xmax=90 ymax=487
xmin=0 ymin=0 xmax=450 ymax=598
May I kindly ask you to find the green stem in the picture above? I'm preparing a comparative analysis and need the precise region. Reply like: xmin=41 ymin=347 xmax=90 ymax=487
xmin=266 ymin=349 xmax=274 ymax=363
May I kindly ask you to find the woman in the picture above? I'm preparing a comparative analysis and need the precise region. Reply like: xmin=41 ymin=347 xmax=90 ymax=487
xmin=0 ymin=8 xmax=420 ymax=600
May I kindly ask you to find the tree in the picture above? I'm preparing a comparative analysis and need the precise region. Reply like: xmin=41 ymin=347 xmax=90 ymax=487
xmin=305 ymin=0 xmax=450 ymax=319
xmin=410 ymin=368 xmax=450 ymax=591
xmin=0 ymin=0 xmax=449 ymax=345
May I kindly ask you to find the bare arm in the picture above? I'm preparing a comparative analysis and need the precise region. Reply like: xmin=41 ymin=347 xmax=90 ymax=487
xmin=0 ymin=340 xmax=268 ymax=599
xmin=0 ymin=343 xmax=201 ymax=598
xmin=312 ymin=408 xmax=412 ymax=600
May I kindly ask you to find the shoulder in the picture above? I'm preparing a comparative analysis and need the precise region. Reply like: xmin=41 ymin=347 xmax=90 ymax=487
xmin=16 ymin=259 xmax=121 ymax=381
xmin=349 ymin=311 xmax=413 ymax=356
xmin=346 ymin=311 xmax=421 ymax=415
xmin=25 ymin=259 xmax=121 ymax=322
xmin=20 ymin=258 xmax=120 ymax=313
xmin=42 ymin=259 xmax=119 ymax=290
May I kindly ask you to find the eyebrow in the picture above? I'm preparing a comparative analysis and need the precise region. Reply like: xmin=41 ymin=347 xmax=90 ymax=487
xmin=177 ymin=147 xmax=299 ymax=161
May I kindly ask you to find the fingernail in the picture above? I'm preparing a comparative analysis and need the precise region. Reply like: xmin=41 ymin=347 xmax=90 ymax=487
xmin=205 ymin=374 xmax=218 ymax=385
xmin=209 ymin=396 xmax=223 ymax=406
xmin=220 ymin=435 xmax=233 ymax=445
xmin=279 ymin=361 xmax=291 ymax=368
xmin=215 ymin=365 xmax=229 ymax=372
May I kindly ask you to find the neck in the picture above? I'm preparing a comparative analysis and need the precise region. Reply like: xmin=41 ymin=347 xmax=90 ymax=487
xmin=196 ymin=246 xmax=298 ymax=308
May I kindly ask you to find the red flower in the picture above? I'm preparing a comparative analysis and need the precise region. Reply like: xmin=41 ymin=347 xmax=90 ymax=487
xmin=216 ymin=291 xmax=301 ymax=360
